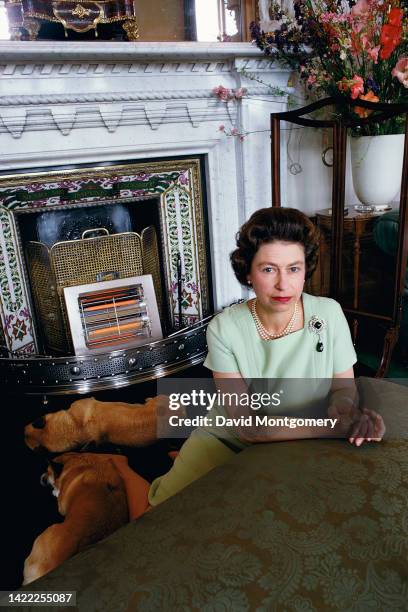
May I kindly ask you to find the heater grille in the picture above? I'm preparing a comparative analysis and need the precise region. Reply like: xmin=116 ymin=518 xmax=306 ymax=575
xmin=26 ymin=227 xmax=161 ymax=355
xmin=64 ymin=274 xmax=162 ymax=356
xmin=79 ymin=284 xmax=151 ymax=350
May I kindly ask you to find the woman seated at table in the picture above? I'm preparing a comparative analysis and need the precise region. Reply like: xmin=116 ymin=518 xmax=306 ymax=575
xmin=113 ymin=207 xmax=385 ymax=519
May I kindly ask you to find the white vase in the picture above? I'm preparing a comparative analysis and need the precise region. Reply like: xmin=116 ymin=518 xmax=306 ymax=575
xmin=350 ymin=134 xmax=405 ymax=209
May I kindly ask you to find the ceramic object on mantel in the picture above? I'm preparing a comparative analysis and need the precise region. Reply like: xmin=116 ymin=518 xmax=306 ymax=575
xmin=350 ymin=134 xmax=405 ymax=211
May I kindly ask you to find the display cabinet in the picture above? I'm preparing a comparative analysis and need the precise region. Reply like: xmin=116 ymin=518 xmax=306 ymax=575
xmin=271 ymin=97 xmax=408 ymax=376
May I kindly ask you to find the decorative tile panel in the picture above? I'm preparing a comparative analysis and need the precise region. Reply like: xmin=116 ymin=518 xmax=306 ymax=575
xmin=0 ymin=206 xmax=36 ymax=354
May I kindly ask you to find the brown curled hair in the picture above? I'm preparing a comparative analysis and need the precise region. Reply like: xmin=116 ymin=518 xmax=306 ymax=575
xmin=230 ymin=207 xmax=320 ymax=286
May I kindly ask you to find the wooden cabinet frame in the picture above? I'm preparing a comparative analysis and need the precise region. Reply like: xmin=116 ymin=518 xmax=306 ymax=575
xmin=271 ymin=97 xmax=408 ymax=377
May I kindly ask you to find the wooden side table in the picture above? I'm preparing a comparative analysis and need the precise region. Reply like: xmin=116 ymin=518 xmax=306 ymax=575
xmin=316 ymin=209 xmax=383 ymax=340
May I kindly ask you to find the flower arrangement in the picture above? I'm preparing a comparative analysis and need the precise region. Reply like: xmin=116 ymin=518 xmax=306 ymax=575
xmin=250 ymin=0 xmax=408 ymax=134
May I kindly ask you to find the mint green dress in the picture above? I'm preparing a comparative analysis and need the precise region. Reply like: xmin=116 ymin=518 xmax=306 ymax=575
xmin=148 ymin=293 xmax=357 ymax=506
xmin=203 ymin=293 xmax=356 ymax=378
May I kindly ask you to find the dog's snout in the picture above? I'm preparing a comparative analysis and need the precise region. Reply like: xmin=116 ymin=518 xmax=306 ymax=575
xmin=40 ymin=473 xmax=49 ymax=487
xmin=31 ymin=416 xmax=46 ymax=430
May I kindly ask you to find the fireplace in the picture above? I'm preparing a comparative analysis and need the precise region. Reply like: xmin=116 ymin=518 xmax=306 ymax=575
xmin=8 ymin=158 xmax=211 ymax=350
xmin=0 ymin=41 xmax=291 ymax=394
xmin=0 ymin=157 xmax=215 ymax=392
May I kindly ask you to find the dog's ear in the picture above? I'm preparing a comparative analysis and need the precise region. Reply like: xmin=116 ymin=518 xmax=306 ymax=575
xmin=69 ymin=397 xmax=96 ymax=424
xmin=49 ymin=459 xmax=64 ymax=478
xmin=31 ymin=416 xmax=46 ymax=430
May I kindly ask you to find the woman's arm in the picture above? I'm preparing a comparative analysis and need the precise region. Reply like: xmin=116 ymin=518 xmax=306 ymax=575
xmin=328 ymin=367 xmax=360 ymax=442
xmin=212 ymin=372 xmax=339 ymax=443
xmin=213 ymin=369 xmax=385 ymax=445
xmin=109 ymin=455 xmax=151 ymax=521
xmin=329 ymin=367 xmax=385 ymax=446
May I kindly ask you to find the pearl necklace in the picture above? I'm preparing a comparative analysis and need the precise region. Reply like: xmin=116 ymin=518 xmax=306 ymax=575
xmin=251 ymin=298 xmax=299 ymax=340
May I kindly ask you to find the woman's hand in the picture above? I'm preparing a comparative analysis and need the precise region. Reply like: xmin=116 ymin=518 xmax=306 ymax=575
xmin=328 ymin=403 xmax=386 ymax=446
xmin=348 ymin=408 xmax=386 ymax=446
xmin=330 ymin=368 xmax=385 ymax=446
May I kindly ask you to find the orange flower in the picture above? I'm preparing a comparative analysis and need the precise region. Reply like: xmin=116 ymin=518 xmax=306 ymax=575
xmin=354 ymin=90 xmax=379 ymax=118
xmin=337 ymin=75 xmax=365 ymax=99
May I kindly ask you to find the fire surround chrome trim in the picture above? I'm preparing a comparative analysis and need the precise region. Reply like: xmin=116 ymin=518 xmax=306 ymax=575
xmin=1 ymin=315 xmax=212 ymax=395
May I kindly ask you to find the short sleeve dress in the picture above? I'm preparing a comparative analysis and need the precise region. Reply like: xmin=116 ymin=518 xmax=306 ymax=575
xmin=203 ymin=292 xmax=357 ymax=378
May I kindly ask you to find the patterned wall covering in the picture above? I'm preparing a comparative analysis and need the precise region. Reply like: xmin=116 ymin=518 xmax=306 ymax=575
xmin=0 ymin=159 xmax=210 ymax=354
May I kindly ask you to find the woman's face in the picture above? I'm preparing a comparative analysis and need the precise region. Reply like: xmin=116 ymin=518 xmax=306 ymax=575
xmin=247 ymin=241 xmax=306 ymax=312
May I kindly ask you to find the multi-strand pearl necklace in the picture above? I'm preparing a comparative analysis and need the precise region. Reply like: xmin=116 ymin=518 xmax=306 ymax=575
xmin=250 ymin=298 xmax=299 ymax=340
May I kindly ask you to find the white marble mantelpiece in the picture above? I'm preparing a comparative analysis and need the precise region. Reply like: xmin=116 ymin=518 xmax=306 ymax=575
xmin=0 ymin=41 xmax=291 ymax=314
xmin=0 ymin=41 xmax=265 ymax=61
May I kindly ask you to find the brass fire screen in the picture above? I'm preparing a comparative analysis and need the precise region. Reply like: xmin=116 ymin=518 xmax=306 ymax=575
xmin=26 ymin=226 xmax=163 ymax=355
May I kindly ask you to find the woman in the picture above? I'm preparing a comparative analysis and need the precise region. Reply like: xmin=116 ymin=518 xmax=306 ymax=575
xmin=113 ymin=207 xmax=385 ymax=520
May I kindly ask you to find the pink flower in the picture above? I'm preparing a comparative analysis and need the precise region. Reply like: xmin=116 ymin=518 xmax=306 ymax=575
xmin=350 ymin=75 xmax=364 ymax=99
xmin=218 ymin=124 xmax=225 ymax=132
xmin=231 ymin=127 xmax=239 ymax=136
xmin=351 ymin=20 xmax=364 ymax=34
xmin=212 ymin=85 xmax=233 ymax=102
xmin=351 ymin=0 xmax=370 ymax=17
xmin=307 ymin=74 xmax=317 ymax=86
xmin=361 ymin=34 xmax=370 ymax=49
xmin=367 ymin=45 xmax=380 ymax=63
xmin=234 ymin=87 xmax=247 ymax=99
xmin=320 ymin=12 xmax=336 ymax=23
xmin=392 ymin=57 xmax=408 ymax=88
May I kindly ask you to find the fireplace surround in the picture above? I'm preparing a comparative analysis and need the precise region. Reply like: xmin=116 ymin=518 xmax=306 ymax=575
xmin=0 ymin=41 xmax=291 ymax=393
xmin=2 ymin=158 xmax=211 ymax=352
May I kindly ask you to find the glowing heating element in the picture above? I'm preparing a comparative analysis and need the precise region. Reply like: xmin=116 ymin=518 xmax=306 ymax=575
xmin=64 ymin=275 xmax=162 ymax=356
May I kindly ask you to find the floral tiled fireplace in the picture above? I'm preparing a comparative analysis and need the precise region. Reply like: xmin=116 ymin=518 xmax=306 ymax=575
xmin=0 ymin=159 xmax=210 ymax=356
